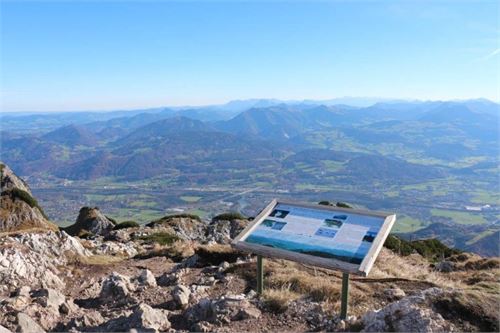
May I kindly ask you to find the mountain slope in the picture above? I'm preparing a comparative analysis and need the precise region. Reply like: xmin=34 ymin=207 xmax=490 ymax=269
xmin=42 ymin=124 xmax=97 ymax=147
xmin=215 ymin=106 xmax=307 ymax=140
xmin=397 ymin=222 xmax=500 ymax=257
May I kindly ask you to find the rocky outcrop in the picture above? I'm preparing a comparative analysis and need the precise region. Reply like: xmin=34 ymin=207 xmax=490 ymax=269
xmin=205 ymin=218 xmax=248 ymax=244
xmin=147 ymin=215 xmax=207 ymax=241
xmin=0 ymin=231 xmax=90 ymax=291
xmin=0 ymin=163 xmax=57 ymax=232
xmin=65 ymin=206 xmax=115 ymax=237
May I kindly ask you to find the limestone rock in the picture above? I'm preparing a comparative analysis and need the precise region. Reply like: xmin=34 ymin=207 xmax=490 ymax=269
xmin=94 ymin=241 xmax=138 ymax=258
xmin=137 ymin=269 xmax=157 ymax=287
xmin=65 ymin=311 xmax=105 ymax=330
xmin=16 ymin=313 xmax=45 ymax=333
xmin=146 ymin=216 xmax=206 ymax=241
xmin=15 ymin=287 xmax=31 ymax=298
xmin=172 ymin=285 xmax=191 ymax=308
xmin=184 ymin=298 xmax=213 ymax=324
xmin=102 ymin=304 xmax=170 ymax=332
xmin=383 ymin=287 xmax=406 ymax=301
xmin=32 ymin=288 xmax=65 ymax=309
xmin=184 ymin=295 xmax=260 ymax=324
xmin=362 ymin=288 xmax=454 ymax=332
xmin=65 ymin=206 xmax=115 ymax=237
xmin=99 ymin=272 xmax=136 ymax=303
xmin=59 ymin=299 xmax=79 ymax=315
xmin=205 ymin=219 xmax=248 ymax=244
xmin=0 ymin=231 xmax=89 ymax=291
xmin=127 ymin=303 xmax=171 ymax=332
xmin=0 ymin=325 xmax=12 ymax=333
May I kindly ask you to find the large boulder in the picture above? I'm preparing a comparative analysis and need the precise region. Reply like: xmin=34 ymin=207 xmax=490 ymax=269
xmin=361 ymin=288 xmax=454 ymax=332
xmin=65 ymin=206 xmax=115 ymax=237
xmin=0 ymin=163 xmax=57 ymax=232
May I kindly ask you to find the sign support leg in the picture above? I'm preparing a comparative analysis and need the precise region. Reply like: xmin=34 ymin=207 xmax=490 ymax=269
xmin=257 ymin=255 xmax=264 ymax=294
xmin=340 ymin=272 xmax=349 ymax=320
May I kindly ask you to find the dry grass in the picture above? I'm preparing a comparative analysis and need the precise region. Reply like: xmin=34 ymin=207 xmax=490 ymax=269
xmin=0 ymin=224 xmax=59 ymax=237
xmin=71 ymin=254 xmax=125 ymax=265
xmin=266 ymin=260 xmax=341 ymax=302
xmin=136 ymin=240 xmax=196 ymax=261
xmin=195 ymin=244 xmax=243 ymax=265
xmin=262 ymin=287 xmax=299 ymax=313
xmin=370 ymin=248 xmax=463 ymax=288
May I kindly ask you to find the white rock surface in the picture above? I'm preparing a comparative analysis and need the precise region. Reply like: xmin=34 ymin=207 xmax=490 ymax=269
xmin=137 ymin=269 xmax=157 ymax=287
xmin=100 ymin=272 xmax=136 ymax=303
xmin=0 ymin=231 xmax=90 ymax=291
xmin=16 ymin=313 xmax=45 ymax=333
xmin=362 ymin=288 xmax=455 ymax=332
xmin=172 ymin=284 xmax=191 ymax=308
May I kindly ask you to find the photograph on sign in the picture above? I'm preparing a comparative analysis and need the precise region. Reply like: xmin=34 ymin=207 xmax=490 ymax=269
xmin=244 ymin=203 xmax=385 ymax=264
xmin=233 ymin=200 xmax=396 ymax=275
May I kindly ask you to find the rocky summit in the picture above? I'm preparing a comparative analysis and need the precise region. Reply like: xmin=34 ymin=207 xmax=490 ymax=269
xmin=0 ymin=163 xmax=57 ymax=233
xmin=0 ymin=164 xmax=499 ymax=332
xmin=64 ymin=207 xmax=115 ymax=237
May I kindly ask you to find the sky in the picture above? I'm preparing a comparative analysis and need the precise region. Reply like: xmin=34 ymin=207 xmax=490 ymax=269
xmin=1 ymin=1 xmax=499 ymax=112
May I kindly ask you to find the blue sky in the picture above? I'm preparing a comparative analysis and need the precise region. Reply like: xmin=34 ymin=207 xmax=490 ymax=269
xmin=1 ymin=1 xmax=499 ymax=112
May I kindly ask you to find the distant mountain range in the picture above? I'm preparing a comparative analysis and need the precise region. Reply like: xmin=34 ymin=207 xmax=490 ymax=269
xmin=1 ymin=99 xmax=498 ymax=181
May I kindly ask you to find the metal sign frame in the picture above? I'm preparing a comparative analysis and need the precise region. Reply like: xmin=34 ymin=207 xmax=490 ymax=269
xmin=232 ymin=199 xmax=396 ymax=277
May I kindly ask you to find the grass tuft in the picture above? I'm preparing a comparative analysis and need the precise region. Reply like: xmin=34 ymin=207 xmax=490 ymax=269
xmin=138 ymin=231 xmax=179 ymax=245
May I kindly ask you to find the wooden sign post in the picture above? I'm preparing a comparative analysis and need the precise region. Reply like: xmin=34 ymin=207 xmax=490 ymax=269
xmin=256 ymin=255 xmax=264 ymax=295
xmin=233 ymin=199 xmax=396 ymax=320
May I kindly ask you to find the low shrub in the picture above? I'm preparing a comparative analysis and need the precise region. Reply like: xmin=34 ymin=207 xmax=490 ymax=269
xmin=384 ymin=235 xmax=415 ymax=256
xmin=146 ymin=213 xmax=201 ymax=227
xmin=9 ymin=188 xmax=48 ymax=219
xmin=114 ymin=220 xmax=140 ymax=230
xmin=318 ymin=201 xmax=352 ymax=208
xmin=212 ymin=212 xmax=246 ymax=221
xmin=77 ymin=229 xmax=94 ymax=239
xmin=105 ymin=215 xmax=117 ymax=225
xmin=384 ymin=235 xmax=460 ymax=261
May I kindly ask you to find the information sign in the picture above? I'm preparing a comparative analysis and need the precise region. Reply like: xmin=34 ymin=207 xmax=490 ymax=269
xmin=232 ymin=200 xmax=396 ymax=276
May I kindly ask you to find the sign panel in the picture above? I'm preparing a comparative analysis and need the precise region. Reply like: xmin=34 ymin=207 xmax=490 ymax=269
xmin=232 ymin=200 xmax=396 ymax=276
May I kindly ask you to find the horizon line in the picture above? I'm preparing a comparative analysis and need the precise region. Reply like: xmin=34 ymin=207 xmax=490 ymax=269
xmin=0 ymin=96 xmax=498 ymax=114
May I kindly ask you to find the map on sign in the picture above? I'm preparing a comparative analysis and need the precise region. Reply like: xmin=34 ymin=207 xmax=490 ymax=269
xmin=233 ymin=200 xmax=396 ymax=276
